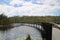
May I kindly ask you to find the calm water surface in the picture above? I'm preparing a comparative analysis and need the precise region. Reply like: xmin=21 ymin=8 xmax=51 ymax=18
xmin=0 ymin=24 xmax=42 ymax=40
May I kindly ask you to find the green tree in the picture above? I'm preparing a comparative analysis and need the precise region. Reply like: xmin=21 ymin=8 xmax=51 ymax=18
xmin=0 ymin=14 xmax=9 ymax=25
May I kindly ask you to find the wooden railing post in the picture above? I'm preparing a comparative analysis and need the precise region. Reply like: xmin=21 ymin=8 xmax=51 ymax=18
xmin=41 ymin=22 xmax=52 ymax=40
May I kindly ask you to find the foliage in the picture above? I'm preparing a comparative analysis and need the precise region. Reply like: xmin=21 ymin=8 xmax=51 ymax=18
xmin=8 ymin=16 xmax=60 ymax=24
xmin=0 ymin=14 xmax=13 ymax=30
xmin=0 ymin=14 xmax=60 ymax=24
xmin=0 ymin=14 xmax=10 ymax=25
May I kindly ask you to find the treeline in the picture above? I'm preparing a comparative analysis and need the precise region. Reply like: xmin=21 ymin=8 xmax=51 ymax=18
xmin=0 ymin=14 xmax=60 ymax=25
xmin=8 ymin=16 xmax=60 ymax=24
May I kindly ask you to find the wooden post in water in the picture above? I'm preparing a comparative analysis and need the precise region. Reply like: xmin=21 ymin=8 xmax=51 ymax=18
xmin=41 ymin=22 xmax=52 ymax=40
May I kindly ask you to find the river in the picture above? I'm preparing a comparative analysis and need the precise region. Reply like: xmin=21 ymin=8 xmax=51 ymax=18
xmin=0 ymin=24 xmax=42 ymax=40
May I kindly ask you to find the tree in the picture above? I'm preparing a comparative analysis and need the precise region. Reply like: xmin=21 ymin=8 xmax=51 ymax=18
xmin=0 ymin=14 xmax=9 ymax=25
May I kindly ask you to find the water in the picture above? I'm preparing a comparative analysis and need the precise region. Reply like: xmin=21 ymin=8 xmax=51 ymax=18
xmin=0 ymin=24 xmax=42 ymax=40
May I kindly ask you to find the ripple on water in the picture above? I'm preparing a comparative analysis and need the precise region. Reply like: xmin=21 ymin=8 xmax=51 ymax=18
xmin=0 ymin=25 xmax=42 ymax=40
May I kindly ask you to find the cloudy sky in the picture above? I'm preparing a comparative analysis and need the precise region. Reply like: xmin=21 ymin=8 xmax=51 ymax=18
xmin=0 ymin=0 xmax=60 ymax=17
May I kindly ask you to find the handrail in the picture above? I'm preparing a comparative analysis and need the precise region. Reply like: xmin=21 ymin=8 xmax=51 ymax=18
xmin=48 ymin=22 xmax=60 ymax=30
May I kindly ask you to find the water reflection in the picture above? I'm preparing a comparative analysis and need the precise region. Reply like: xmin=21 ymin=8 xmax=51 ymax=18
xmin=0 ymin=25 xmax=42 ymax=40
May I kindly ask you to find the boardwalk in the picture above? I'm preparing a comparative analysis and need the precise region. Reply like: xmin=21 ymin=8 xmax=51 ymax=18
xmin=52 ymin=25 xmax=60 ymax=40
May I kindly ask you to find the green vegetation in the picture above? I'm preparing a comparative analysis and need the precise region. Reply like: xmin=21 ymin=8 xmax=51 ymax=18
xmin=8 ymin=16 xmax=60 ymax=24
xmin=16 ymin=35 xmax=42 ymax=40
xmin=0 ymin=14 xmax=60 ymax=24
xmin=0 ymin=14 xmax=11 ymax=25
xmin=0 ymin=14 xmax=12 ymax=30
xmin=0 ymin=37 xmax=4 ymax=40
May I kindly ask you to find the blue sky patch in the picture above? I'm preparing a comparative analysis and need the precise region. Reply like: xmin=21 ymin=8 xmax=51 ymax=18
xmin=32 ymin=0 xmax=44 ymax=5
xmin=13 ymin=4 xmax=23 ymax=7
xmin=0 ymin=0 xmax=11 ymax=5
xmin=53 ymin=9 xmax=60 ymax=16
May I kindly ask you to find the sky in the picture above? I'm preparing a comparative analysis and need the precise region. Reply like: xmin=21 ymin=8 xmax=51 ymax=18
xmin=0 ymin=0 xmax=60 ymax=17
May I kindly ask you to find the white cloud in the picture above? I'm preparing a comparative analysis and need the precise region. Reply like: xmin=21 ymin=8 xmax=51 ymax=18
xmin=0 ymin=0 xmax=60 ymax=17
xmin=10 ymin=0 xmax=24 ymax=5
